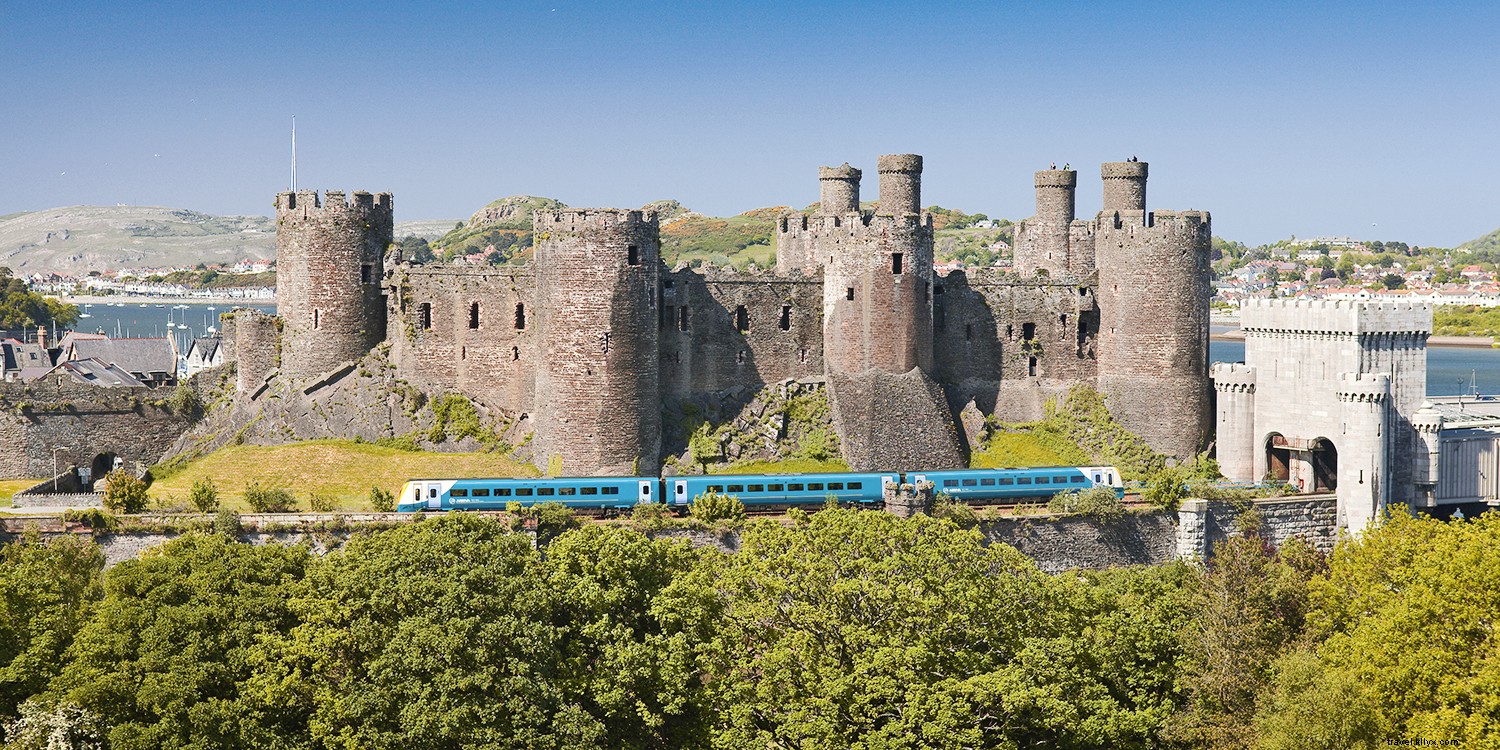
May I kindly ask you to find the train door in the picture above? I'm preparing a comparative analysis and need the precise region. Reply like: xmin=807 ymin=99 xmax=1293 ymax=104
xmin=638 ymin=480 xmax=653 ymax=504
xmin=1091 ymin=470 xmax=1102 ymax=485
xmin=673 ymin=480 xmax=689 ymax=506
xmin=425 ymin=483 xmax=443 ymax=510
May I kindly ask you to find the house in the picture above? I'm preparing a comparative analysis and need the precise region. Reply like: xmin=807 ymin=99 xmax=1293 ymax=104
xmin=183 ymin=335 xmax=223 ymax=378
xmin=62 ymin=336 xmax=178 ymax=387
xmin=1 ymin=339 xmax=53 ymax=382
xmin=53 ymin=358 xmax=147 ymax=388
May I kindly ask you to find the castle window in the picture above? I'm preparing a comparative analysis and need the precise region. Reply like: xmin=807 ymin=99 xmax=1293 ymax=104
xmin=515 ymin=303 xmax=526 ymax=330
xmin=678 ymin=306 xmax=688 ymax=331
xmin=964 ymin=323 xmax=972 ymax=342
xmin=834 ymin=216 xmax=842 ymax=227
xmin=779 ymin=305 xmax=791 ymax=331
xmin=420 ymin=303 xmax=431 ymax=330
xmin=469 ymin=302 xmax=480 ymax=330
xmin=313 ymin=309 xmax=320 ymax=329
xmin=1059 ymin=313 xmax=1067 ymax=332
xmin=891 ymin=253 xmax=903 ymax=274
xmin=846 ymin=287 xmax=855 ymax=301
xmin=1006 ymin=324 xmax=1013 ymax=339
xmin=361 ymin=264 xmax=373 ymax=284
xmin=1078 ymin=287 xmax=1088 ymax=297
xmin=736 ymin=350 xmax=746 ymax=364
xmin=798 ymin=347 xmax=807 ymax=363
xmin=1022 ymin=322 xmax=1036 ymax=342
xmin=511 ymin=346 xmax=519 ymax=361
xmin=735 ymin=305 xmax=749 ymax=333
xmin=627 ymin=245 xmax=639 ymax=266
xmin=1029 ymin=357 xmax=1038 ymax=376
xmin=461 ymin=346 xmax=467 ymax=360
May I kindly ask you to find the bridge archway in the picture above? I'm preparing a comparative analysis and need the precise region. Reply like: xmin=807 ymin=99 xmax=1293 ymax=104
xmin=1264 ymin=433 xmax=1291 ymax=483
xmin=1311 ymin=437 xmax=1338 ymax=492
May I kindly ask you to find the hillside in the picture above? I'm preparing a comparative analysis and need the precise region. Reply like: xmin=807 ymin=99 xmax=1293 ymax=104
xmin=1458 ymin=226 xmax=1500 ymax=255
xmin=0 ymin=205 xmax=457 ymax=274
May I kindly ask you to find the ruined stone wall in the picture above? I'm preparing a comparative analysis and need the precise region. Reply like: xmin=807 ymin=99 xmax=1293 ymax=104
xmin=821 ymin=214 xmax=936 ymax=375
xmin=387 ymin=264 xmax=537 ymax=413
xmin=933 ymin=269 xmax=1100 ymax=423
xmin=659 ymin=266 xmax=824 ymax=399
xmin=980 ymin=513 xmax=1178 ymax=573
xmin=531 ymin=210 xmax=661 ymax=476
xmin=0 ymin=373 xmax=192 ymax=478
xmin=275 ymin=190 xmax=392 ymax=381
xmin=227 ymin=309 xmax=280 ymax=395
xmin=1095 ymin=210 xmax=1212 ymax=459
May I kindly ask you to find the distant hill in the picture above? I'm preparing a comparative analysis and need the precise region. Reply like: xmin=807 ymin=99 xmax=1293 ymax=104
xmin=0 ymin=205 xmax=456 ymax=275
xmin=1458 ymin=226 xmax=1500 ymax=255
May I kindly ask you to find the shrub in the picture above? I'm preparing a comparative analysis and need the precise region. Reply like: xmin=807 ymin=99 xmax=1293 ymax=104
xmin=213 ymin=509 xmax=242 ymax=539
xmin=368 ymin=486 xmax=395 ymax=513
xmin=796 ymin=428 xmax=837 ymax=462
xmin=101 ymin=469 xmax=149 ymax=514
xmin=188 ymin=477 xmax=219 ymax=513
xmin=308 ymin=491 xmax=336 ymax=513
xmin=244 ymin=481 xmax=296 ymax=513
xmin=931 ymin=491 xmax=978 ymax=528
xmin=630 ymin=501 xmax=674 ymax=532
xmin=62 ymin=507 xmax=117 ymax=532
xmin=689 ymin=490 xmax=746 ymax=525
xmin=506 ymin=501 xmax=582 ymax=546
xmin=1049 ymin=485 xmax=1125 ymax=521
xmin=167 ymin=384 xmax=203 ymax=422
xmin=1143 ymin=466 xmax=1189 ymax=512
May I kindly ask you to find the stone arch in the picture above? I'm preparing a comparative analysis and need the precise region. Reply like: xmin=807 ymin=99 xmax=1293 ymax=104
xmin=1263 ymin=433 xmax=1291 ymax=483
xmin=89 ymin=452 xmax=119 ymax=489
xmin=1311 ymin=437 xmax=1338 ymax=492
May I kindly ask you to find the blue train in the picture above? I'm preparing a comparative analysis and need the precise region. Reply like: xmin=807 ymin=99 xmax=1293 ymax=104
xmin=396 ymin=466 xmax=1123 ymax=512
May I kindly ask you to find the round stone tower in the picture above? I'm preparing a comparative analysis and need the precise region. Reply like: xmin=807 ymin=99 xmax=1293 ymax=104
xmin=1210 ymin=362 xmax=1257 ymax=483
xmin=274 ymin=190 xmax=391 ymax=380
xmin=824 ymin=156 xmax=933 ymax=375
xmin=1012 ymin=168 xmax=1077 ymax=276
xmin=531 ymin=209 xmax=661 ymax=476
xmin=819 ymin=163 xmax=862 ymax=214
xmin=229 ymin=308 xmax=280 ymax=396
xmin=1101 ymin=161 xmax=1148 ymax=212
xmin=1095 ymin=208 xmax=1212 ymax=460
xmin=876 ymin=154 xmax=922 ymax=215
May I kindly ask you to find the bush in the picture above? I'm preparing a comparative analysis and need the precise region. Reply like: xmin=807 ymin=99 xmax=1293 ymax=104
xmin=630 ymin=501 xmax=674 ymax=532
xmin=689 ymin=490 xmax=746 ymax=524
xmin=931 ymin=491 xmax=978 ymax=528
xmin=101 ymin=469 xmax=149 ymax=514
xmin=167 ymin=385 xmax=203 ymax=422
xmin=506 ymin=501 xmax=582 ymax=546
xmin=243 ymin=481 xmax=296 ymax=513
xmin=213 ymin=509 xmax=242 ymax=539
xmin=1142 ymin=467 xmax=1189 ymax=512
xmin=62 ymin=507 xmax=117 ymax=532
xmin=1049 ymin=485 xmax=1125 ymax=521
xmin=368 ymin=486 xmax=395 ymax=513
xmin=188 ymin=477 xmax=219 ymax=513
xmin=308 ymin=491 xmax=336 ymax=513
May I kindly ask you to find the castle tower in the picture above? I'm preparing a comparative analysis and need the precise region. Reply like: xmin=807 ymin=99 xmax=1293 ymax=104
xmin=1211 ymin=362 xmax=1257 ymax=482
xmin=225 ymin=308 xmax=280 ymax=396
xmin=1101 ymin=161 xmax=1148 ymax=213
xmin=1336 ymin=373 xmax=1391 ymax=535
xmin=531 ymin=209 xmax=661 ymax=476
xmin=876 ymin=154 xmax=922 ymax=216
xmin=1011 ymin=168 xmax=1077 ymax=275
xmin=274 ymin=190 xmax=391 ymax=380
xmin=819 ymin=163 xmax=861 ymax=214
xmin=1095 ymin=190 xmax=1212 ymax=460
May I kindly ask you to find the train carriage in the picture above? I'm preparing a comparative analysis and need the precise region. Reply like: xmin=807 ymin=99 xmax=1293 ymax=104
xmin=908 ymin=466 xmax=1123 ymax=503
xmin=397 ymin=476 xmax=654 ymax=512
xmin=668 ymin=472 xmax=896 ymax=509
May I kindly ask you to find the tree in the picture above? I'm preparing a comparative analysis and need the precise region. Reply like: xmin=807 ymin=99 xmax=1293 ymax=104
xmin=687 ymin=490 xmax=744 ymax=524
xmin=242 ymin=481 xmax=295 ymax=513
xmin=1381 ymin=273 xmax=1405 ymax=290
xmin=368 ymin=485 xmax=395 ymax=512
xmin=0 ymin=534 xmax=104 ymax=722
xmin=101 ymin=469 xmax=148 ymax=514
xmin=187 ymin=477 xmax=218 ymax=513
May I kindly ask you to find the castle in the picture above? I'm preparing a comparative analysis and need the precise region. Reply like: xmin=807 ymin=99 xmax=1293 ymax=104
xmin=211 ymin=155 xmax=1212 ymax=476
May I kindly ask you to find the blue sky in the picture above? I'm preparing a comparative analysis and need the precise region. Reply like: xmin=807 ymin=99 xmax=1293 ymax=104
xmin=2 ymin=0 xmax=1497 ymax=246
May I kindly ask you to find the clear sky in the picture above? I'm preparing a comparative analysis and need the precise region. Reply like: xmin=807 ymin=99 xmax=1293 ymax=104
xmin=2 ymin=0 xmax=1496 ymax=247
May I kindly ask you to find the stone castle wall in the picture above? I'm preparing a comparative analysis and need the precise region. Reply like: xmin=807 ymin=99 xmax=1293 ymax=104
xmin=0 ymin=372 xmax=192 ymax=479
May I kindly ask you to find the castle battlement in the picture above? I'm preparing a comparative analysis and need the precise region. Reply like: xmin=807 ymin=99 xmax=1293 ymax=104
xmin=276 ymin=189 xmax=393 ymax=217
xmin=1211 ymin=362 xmax=1257 ymax=392
xmin=1336 ymin=372 xmax=1391 ymax=402
xmin=534 ymin=209 xmax=659 ymax=233
xmin=1241 ymin=298 xmax=1433 ymax=336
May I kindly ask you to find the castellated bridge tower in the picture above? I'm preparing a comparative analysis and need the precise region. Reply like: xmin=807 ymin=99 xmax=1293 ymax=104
xmin=531 ymin=209 xmax=661 ymax=476
xmin=274 ymin=190 xmax=391 ymax=380
xmin=1094 ymin=161 xmax=1212 ymax=460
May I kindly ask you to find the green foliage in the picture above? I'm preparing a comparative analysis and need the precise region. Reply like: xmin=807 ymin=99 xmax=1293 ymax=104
xmin=0 ymin=534 xmax=104 ymax=723
xmin=426 ymin=392 xmax=488 ymax=444
xmin=1433 ymin=304 xmax=1500 ymax=338
xmin=3 ymin=700 xmax=107 ymax=749
xmin=793 ymin=427 xmax=837 ymax=462
xmin=687 ymin=421 xmax=720 ymax=470
xmin=367 ymin=485 xmax=395 ymax=513
xmin=930 ymin=490 xmax=979 ymax=528
xmin=372 ymin=434 xmax=420 ymax=452
xmin=242 ymin=480 xmax=296 ymax=513
xmin=977 ymin=385 xmax=1167 ymax=479
xmin=100 ymin=469 xmax=148 ymax=514
xmin=659 ymin=209 xmax=777 ymax=267
xmin=629 ymin=500 xmax=675 ymax=532
xmin=306 ymin=491 xmax=335 ymax=513
xmin=187 ymin=477 xmax=218 ymax=513
xmin=0 ymin=275 xmax=79 ymax=330
xmin=212 ymin=510 xmax=242 ymax=540
xmin=60 ymin=509 xmax=116 ymax=533
xmin=1049 ymin=485 xmax=1126 ymax=521
xmin=165 ymin=385 xmax=203 ymax=422
xmin=1142 ymin=466 xmax=1190 ymax=512
xmin=687 ymin=490 xmax=745 ymax=525
xmin=506 ymin=500 xmax=582 ymax=546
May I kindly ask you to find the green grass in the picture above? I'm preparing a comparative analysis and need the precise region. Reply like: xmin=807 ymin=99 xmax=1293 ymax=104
xmin=707 ymin=457 xmax=851 ymax=475
xmin=969 ymin=432 xmax=1073 ymax=469
xmin=148 ymin=440 xmax=538 ymax=511
xmin=0 ymin=479 xmax=36 ymax=508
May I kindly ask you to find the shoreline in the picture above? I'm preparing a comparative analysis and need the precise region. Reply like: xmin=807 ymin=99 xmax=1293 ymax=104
xmin=1210 ymin=329 xmax=1495 ymax=349
xmin=62 ymin=295 xmax=273 ymax=307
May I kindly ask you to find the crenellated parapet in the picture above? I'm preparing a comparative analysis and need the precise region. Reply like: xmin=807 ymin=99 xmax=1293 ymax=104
xmin=1336 ymin=372 xmax=1391 ymax=403
xmin=1211 ymin=362 xmax=1257 ymax=393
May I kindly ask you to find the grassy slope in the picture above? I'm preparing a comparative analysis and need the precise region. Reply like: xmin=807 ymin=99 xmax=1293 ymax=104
xmin=1458 ymin=226 xmax=1500 ymax=254
xmin=969 ymin=433 xmax=1074 ymax=469
xmin=149 ymin=440 xmax=537 ymax=511
xmin=0 ymin=479 xmax=37 ymax=508
xmin=706 ymin=457 xmax=851 ymax=475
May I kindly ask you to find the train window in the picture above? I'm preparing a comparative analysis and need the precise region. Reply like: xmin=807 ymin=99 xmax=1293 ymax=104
xmin=828 ymin=482 xmax=844 ymax=490
xmin=980 ymin=478 xmax=996 ymax=486
xmin=429 ymin=487 xmax=437 ymax=498
xmin=493 ymin=489 xmax=509 ymax=497
xmin=451 ymin=489 xmax=469 ymax=497
xmin=708 ymin=485 xmax=724 ymax=493
xmin=961 ymin=479 xmax=977 ymax=487
xmin=473 ymin=488 xmax=491 ymax=497
xmin=847 ymin=482 xmax=861 ymax=490
xmin=768 ymin=484 xmax=784 ymax=491
xmin=1070 ymin=476 xmax=1086 ymax=483
xmin=516 ymin=488 xmax=534 ymax=496
xmin=788 ymin=483 xmax=804 ymax=491
xmin=1017 ymin=477 xmax=1033 ymax=485
xmin=727 ymin=484 xmax=744 ymax=493
xmin=1035 ymin=477 xmax=1050 ymax=484
xmin=1053 ymin=476 xmax=1069 ymax=483
xmin=581 ymin=487 xmax=598 ymax=495
xmin=943 ymin=480 xmax=958 ymax=488
xmin=537 ymin=488 xmax=556 ymax=496
xmin=558 ymin=487 xmax=576 ymax=496
xmin=748 ymin=484 xmax=764 ymax=492
xmin=807 ymin=483 xmax=824 ymax=491
xmin=998 ymin=478 xmax=1014 ymax=485
xmin=603 ymin=486 xmax=619 ymax=495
